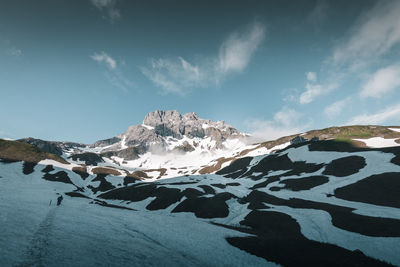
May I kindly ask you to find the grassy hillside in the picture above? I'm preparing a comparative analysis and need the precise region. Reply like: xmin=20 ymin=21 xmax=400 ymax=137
xmin=241 ymin=125 xmax=400 ymax=156
xmin=0 ymin=139 xmax=69 ymax=164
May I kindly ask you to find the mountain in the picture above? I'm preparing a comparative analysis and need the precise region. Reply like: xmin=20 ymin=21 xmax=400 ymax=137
xmin=15 ymin=112 xmax=400 ymax=179
xmin=17 ymin=110 xmax=250 ymax=178
xmin=3 ymin=112 xmax=400 ymax=265
xmin=1 ymin=137 xmax=400 ymax=266
xmin=92 ymin=110 xmax=244 ymax=152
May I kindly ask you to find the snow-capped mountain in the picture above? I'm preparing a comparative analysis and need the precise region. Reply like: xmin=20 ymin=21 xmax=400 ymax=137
xmin=16 ymin=112 xmax=400 ymax=180
xmin=18 ymin=110 xmax=252 ymax=178
xmin=92 ymin=110 xmax=244 ymax=153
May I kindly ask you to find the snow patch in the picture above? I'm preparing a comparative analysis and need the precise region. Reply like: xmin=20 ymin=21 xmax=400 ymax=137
xmin=202 ymin=123 xmax=210 ymax=129
xmin=353 ymin=137 xmax=400 ymax=148
xmin=141 ymin=124 xmax=155 ymax=130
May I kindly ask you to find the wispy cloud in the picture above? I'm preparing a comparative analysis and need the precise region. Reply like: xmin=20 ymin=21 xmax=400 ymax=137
xmin=282 ymin=88 xmax=299 ymax=103
xmin=217 ymin=22 xmax=265 ymax=75
xmin=299 ymin=72 xmax=337 ymax=104
xmin=332 ymin=0 xmax=400 ymax=70
xmin=91 ymin=51 xmax=132 ymax=92
xmin=90 ymin=0 xmax=120 ymax=22
xmin=141 ymin=57 xmax=206 ymax=96
xmin=324 ymin=97 xmax=351 ymax=118
xmin=306 ymin=72 xmax=317 ymax=82
xmin=141 ymin=22 xmax=266 ymax=96
xmin=298 ymin=1 xmax=400 ymax=107
xmin=347 ymin=102 xmax=400 ymax=125
xmin=360 ymin=64 xmax=400 ymax=98
xmin=91 ymin=51 xmax=117 ymax=69
xmin=246 ymin=107 xmax=307 ymax=142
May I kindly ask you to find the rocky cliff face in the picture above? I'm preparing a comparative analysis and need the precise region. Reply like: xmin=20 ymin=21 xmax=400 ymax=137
xmin=142 ymin=110 xmax=239 ymax=140
xmin=18 ymin=138 xmax=85 ymax=156
xmin=95 ymin=110 xmax=243 ymax=154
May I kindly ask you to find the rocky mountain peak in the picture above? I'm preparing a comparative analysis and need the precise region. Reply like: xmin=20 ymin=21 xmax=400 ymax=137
xmin=93 ymin=110 xmax=243 ymax=155
xmin=182 ymin=112 xmax=199 ymax=121
xmin=139 ymin=110 xmax=240 ymax=140
xmin=143 ymin=110 xmax=182 ymax=127
xmin=142 ymin=110 xmax=201 ymax=127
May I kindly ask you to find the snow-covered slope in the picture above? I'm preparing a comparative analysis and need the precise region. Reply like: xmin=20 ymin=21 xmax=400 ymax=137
xmin=0 ymin=161 xmax=270 ymax=267
xmin=2 ymin=139 xmax=400 ymax=266
xmin=16 ymin=124 xmax=400 ymax=181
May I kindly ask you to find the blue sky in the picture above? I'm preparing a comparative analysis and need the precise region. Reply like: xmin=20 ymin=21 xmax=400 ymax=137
xmin=1 ymin=0 xmax=400 ymax=143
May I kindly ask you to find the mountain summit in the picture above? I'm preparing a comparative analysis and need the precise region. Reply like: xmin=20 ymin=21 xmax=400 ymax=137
xmin=93 ymin=110 xmax=243 ymax=154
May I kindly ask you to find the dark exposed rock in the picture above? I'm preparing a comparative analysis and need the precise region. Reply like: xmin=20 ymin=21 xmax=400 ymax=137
xmin=72 ymin=166 xmax=89 ymax=180
xmin=243 ymin=190 xmax=400 ymax=237
xmin=41 ymin=164 xmax=54 ymax=173
xmin=279 ymin=176 xmax=329 ymax=191
xmin=23 ymin=161 xmax=36 ymax=175
xmin=198 ymin=185 xmax=216 ymax=194
xmin=225 ymin=211 xmax=391 ymax=267
xmin=174 ymin=141 xmax=195 ymax=152
xmin=69 ymin=152 xmax=104 ymax=166
xmin=290 ymin=136 xmax=309 ymax=145
xmin=243 ymin=153 xmax=324 ymax=178
xmin=43 ymin=171 xmax=72 ymax=184
xmin=101 ymin=147 xmax=142 ymax=160
xmin=65 ymin=191 xmax=91 ymax=199
xmin=89 ymin=174 xmax=115 ymax=194
xmin=18 ymin=137 xmax=63 ymax=155
xmin=216 ymin=157 xmax=253 ymax=178
xmin=91 ymin=137 xmax=121 ymax=148
xmin=123 ymin=176 xmax=139 ymax=186
xmin=335 ymin=172 xmax=400 ymax=208
xmin=323 ymin=156 xmax=366 ymax=177
xmin=172 ymin=192 xmax=235 ymax=218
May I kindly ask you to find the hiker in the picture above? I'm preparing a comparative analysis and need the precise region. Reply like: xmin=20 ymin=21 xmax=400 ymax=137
xmin=57 ymin=195 xmax=63 ymax=206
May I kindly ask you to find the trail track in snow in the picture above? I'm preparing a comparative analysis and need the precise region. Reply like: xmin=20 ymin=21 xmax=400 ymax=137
xmin=18 ymin=206 xmax=58 ymax=267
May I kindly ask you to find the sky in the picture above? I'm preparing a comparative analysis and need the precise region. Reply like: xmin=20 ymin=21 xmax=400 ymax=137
xmin=2 ymin=0 xmax=400 ymax=143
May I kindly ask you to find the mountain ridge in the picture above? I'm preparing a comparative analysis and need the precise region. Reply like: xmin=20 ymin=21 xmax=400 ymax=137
xmin=91 ymin=110 xmax=244 ymax=154
xmin=7 ymin=121 xmax=400 ymax=180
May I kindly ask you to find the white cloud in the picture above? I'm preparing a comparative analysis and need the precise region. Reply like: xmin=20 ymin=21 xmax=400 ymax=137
xmin=324 ymin=97 xmax=350 ymax=118
xmin=91 ymin=51 xmax=117 ymax=69
xmin=347 ymin=102 xmax=400 ymax=125
xmin=273 ymin=107 xmax=301 ymax=127
xmin=246 ymin=107 xmax=305 ymax=142
xmin=217 ymin=22 xmax=265 ymax=74
xmin=141 ymin=57 xmax=206 ymax=96
xmin=332 ymin=0 xmax=400 ymax=69
xmin=91 ymin=51 xmax=132 ymax=92
xmin=299 ymin=72 xmax=337 ymax=104
xmin=360 ymin=64 xmax=400 ymax=98
xmin=306 ymin=71 xmax=317 ymax=82
xmin=299 ymin=83 xmax=337 ymax=104
xmin=296 ymin=1 xmax=400 ymax=110
xmin=247 ymin=121 xmax=300 ymax=143
xmin=90 ymin=0 xmax=120 ymax=22
xmin=141 ymin=22 xmax=266 ymax=95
